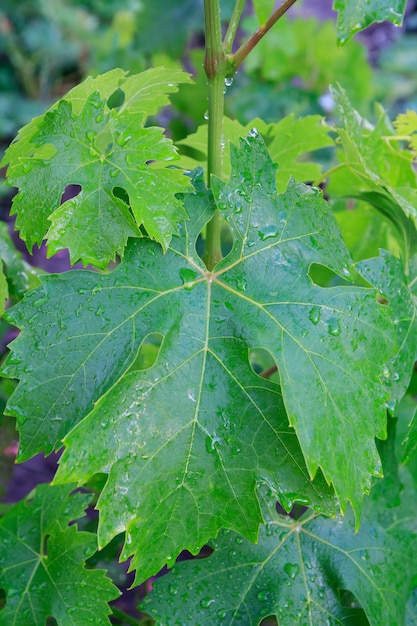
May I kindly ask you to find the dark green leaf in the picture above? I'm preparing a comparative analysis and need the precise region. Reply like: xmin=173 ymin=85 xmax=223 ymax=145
xmin=143 ymin=433 xmax=417 ymax=626
xmin=4 ymin=135 xmax=394 ymax=583
xmin=0 ymin=484 xmax=119 ymax=625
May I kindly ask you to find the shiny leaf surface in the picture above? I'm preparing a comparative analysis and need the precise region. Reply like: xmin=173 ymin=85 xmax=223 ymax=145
xmin=4 ymin=134 xmax=394 ymax=583
xmin=0 ymin=484 xmax=119 ymax=625
xmin=3 ymin=68 xmax=192 ymax=268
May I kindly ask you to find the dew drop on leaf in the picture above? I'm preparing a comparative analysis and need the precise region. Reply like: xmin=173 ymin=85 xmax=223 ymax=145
xmin=258 ymin=225 xmax=279 ymax=240
xmin=200 ymin=597 xmax=215 ymax=609
xmin=284 ymin=562 xmax=300 ymax=579
xmin=327 ymin=317 xmax=341 ymax=336
xmin=308 ymin=306 xmax=321 ymax=325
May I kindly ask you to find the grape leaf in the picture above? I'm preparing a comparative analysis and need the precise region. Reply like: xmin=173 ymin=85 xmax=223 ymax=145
xmin=357 ymin=250 xmax=417 ymax=410
xmin=394 ymin=110 xmax=417 ymax=153
xmin=1 ymin=67 xmax=193 ymax=168
xmin=143 ymin=466 xmax=417 ymax=626
xmin=3 ymin=68 xmax=192 ymax=268
xmin=333 ymin=0 xmax=406 ymax=44
xmin=177 ymin=114 xmax=333 ymax=190
xmin=4 ymin=134 xmax=393 ymax=583
xmin=0 ymin=483 xmax=119 ymax=625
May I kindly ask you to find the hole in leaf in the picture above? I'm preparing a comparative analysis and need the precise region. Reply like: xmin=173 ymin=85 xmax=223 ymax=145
xmin=128 ymin=332 xmax=163 ymax=373
xmin=260 ymin=617 xmax=278 ymax=626
xmin=308 ymin=263 xmax=351 ymax=288
xmin=46 ymin=617 xmax=58 ymax=626
xmin=60 ymin=184 xmax=81 ymax=205
xmin=43 ymin=534 xmax=50 ymax=556
xmin=250 ymin=348 xmax=279 ymax=383
xmin=107 ymin=88 xmax=125 ymax=109
xmin=0 ymin=588 xmax=5 ymax=609
xmin=339 ymin=589 xmax=363 ymax=609
xmin=112 ymin=186 xmax=130 ymax=206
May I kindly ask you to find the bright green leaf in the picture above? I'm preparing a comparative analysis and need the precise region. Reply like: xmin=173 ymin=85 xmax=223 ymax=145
xmin=0 ymin=484 xmax=119 ymax=625
xmin=178 ymin=114 xmax=333 ymax=190
xmin=4 ymin=134 xmax=394 ymax=583
xmin=333 ymin=0 xmax=406 ymax=44
xmin=3 ymin=68 xmax=192 ymax=268
xmin=394 ymin=109 xmax=417 ymax=153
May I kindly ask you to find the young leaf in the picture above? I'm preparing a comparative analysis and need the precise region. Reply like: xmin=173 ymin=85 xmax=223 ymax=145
xmin=394 ymin=109 xmax=417 ymax=153
xmin=3 ymin=68 xmax=192 ymax=268
xmin=328 ymin=85 xmax=417 ymax=250
xmin=177 ymin=114 xmax=333 ymax=190
xmin=0 ymin=484 xmax=119 ymax=625
xmin=4 ymin=134 xmax=393 ymax=583
xmin=333 ymin=0 xmax=406 ymax=44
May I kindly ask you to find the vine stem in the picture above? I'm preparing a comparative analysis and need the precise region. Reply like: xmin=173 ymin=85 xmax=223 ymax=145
xmin=232 ymin=0 xmax=299 ymax=70
xmin=202 ymin=0 xmax=228 ymax=270
xmin=224 ymin=0 xmax=246 ymax=54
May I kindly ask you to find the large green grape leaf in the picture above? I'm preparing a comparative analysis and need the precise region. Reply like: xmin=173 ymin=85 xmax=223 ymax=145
xmin=143 ymin=433 xmax=417 ymax=626
xmin=4 ymin=134 xmax=394 ymax=582
xmin=3 ymin=68 xmax=192 ymax=268
xmin=333 ymin=0 xmax=406 ymax=44
xmin=178 ymin=114 xmax=333 ymax=191
xmin=0 ymin=484 xmax=119 ymax=625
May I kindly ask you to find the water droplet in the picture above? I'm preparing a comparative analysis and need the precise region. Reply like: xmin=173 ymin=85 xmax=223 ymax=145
xmin=224 ymin=76 xmax=233 ymax=87
xmin=95 ymin=113 xmax=104 ymax=123
xmin=256 ymin=589 xmax=271 ymax=602
xmin=117 ymin=133 xmax=131 ymax=146
xmin=236 ymin=277 xmax=247 ymax=291
xmin=200 ymin=597 xmax=215 ymax=609
xmin=109 ymin=168 xmax=118 ymax=178
xmin=258 ymin=225 xmax=279 ymax=240
xmin=169 ymin=583 xmax=178 ymax=596
xmin=284 ymin=563 xmax=300 ymax=579
xmin=86 ymin=131 xmax=95 ymax=142
xmin=235 ymin=536 xmax=243 ymax=545
xmin=217 ymin=609 xmax=227 ymax=620
xmin=180 ymin=267 xmax=198 ymax=289
xmin=51 ymin=416 xmax=62 ymax=422
xmin=247 ymin=128 xmax=259 ymax=139
xmin=204 ymin=111 xmax=209 ymax=120
xmin=327 ymin=317 xmax=341 ymax=336
xmin=308 ymin=306 xmax=321 ymax=325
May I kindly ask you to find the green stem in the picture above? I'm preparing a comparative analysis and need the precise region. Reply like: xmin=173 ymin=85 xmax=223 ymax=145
xmin=202 ymin=0 xmax=227 ymax=270
xmin=232 ymin=0 xmax=299 ymax=71
xmin=224 ymin=0 xmax=246 ymax=54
